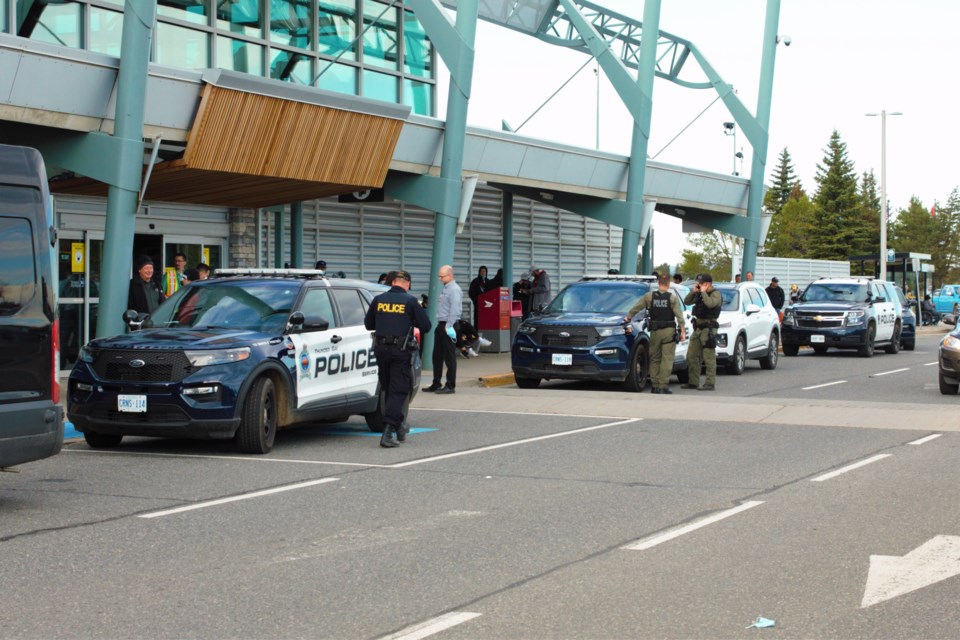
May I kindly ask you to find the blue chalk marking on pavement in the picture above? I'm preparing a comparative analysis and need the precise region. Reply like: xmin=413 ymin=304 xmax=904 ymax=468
xmin=63 ymin=421 xmax=82 ymax=440
xmin=319 ymin=427 xmax=437 ymax=437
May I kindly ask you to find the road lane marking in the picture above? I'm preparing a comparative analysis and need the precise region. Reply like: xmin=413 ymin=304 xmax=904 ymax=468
xmin=139 ymin=478 xmax=339 ymax=518
xmin=417 ymin=407 xmax=631 ymax=420
xmin=810 ymin=454 xmax=891 ymax=482
xmin=380 ymin=612 xmax=482 ymax=640
xmin=924 ymin=361 xmax=938 ymax=366
xmin=802 ymin=380 xmax=847 ymax=390
xmin=862 ymin=535 xmax=960 ymax=608
xmin=389 ymin=418 xmax=639 ymax=469
xmin=622 ymin=501 xmax=764 ymax=551
xmin=65 ymin=449 xmax=391 ymax=468
xmin=870 ymin=367 xmax=910 ymax=377
xmin=909 ymin=434 xmax=942 ymax=445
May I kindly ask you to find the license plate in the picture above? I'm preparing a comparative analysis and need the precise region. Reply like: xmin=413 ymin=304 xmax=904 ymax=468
xmin=118 ymin=394 xmax=147 ymax=413
xmin=810 ymin=335 xmax=825 ymax=344
xmin=551 ymin=353 xmax=573 ymax=366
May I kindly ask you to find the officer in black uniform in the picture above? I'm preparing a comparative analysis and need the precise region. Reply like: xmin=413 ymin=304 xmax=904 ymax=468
xmin=364 ymin=271 xmax=432 ymax=447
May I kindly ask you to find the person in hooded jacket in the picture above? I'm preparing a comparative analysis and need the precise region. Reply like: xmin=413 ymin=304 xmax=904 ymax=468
xmin=468 ymin=265 xmax=489 ymax=327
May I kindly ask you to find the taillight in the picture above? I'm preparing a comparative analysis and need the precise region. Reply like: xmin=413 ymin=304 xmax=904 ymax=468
xmin=51 ymin=318 xmax=60 ymax=404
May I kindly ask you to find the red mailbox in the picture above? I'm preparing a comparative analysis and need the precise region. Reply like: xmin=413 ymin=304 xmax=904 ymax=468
xmin=477 ymin=287 xmax=514 ymax=352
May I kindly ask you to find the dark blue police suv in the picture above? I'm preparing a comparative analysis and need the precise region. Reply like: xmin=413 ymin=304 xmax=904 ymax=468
xmin=511 ymin=276 xmax=691 ymax=391
xmin=68 ymin=270 xmax=405 ymax=454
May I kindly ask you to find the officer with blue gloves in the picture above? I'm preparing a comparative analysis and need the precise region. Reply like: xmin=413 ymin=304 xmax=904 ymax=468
xmin=364 ymin=271 xmax=432 ymax=448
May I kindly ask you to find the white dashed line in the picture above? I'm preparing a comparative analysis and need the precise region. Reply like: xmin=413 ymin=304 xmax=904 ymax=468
xmin=870 ymin=368 xmax=910 ymax=377
xmin=139 ymin=478 xmax=339 ymax=518
xmin=810 ymin=454 xmax=891 ymax=482
xmin=623 ymin=501 xmax=764 ymax=551
xmin=380 ymin=612 xmax=482 ymax=640
xmin=803 ymin=380 xmax=847 ymax=390
xmin=924 ymin=361 xmax=938 ymax=366
xmin=909 ymin=434 xmax=943 ymax=445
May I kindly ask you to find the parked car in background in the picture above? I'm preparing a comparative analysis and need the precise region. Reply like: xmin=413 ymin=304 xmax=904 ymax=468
xmin=711 ymin=282 xmax=781 ymax=374
xmin=932 ymin=285 xmax=960 ymax=316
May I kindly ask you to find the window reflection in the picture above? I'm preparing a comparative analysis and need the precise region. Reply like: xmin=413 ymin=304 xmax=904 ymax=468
xmin=217 ymin=36 xmax=264 ymax=74
xmin=270 ymin=48 xmax=311 ymax=84
xmin=89 ymin=7 xmax=124 ymax=56
xmin=362 ymin=0 xmax=397 ymax=70
xmin=158 ymin=0 xmax=208 ymax=25
xmin=318 ymin=0 xmax=356 ymax=60
xmin=362 ymin=68 xmax=396 ymax=102
xmin=403 ymin=10 xmax=431 ymax=77
xmin=216 ymin=0 xmax=263 ymax=37
xmin=270 ymin=0 xmax=311 ymax=49
xmin=317 ymin=61 xmax=357 ymax=94
xmin=28 ymin=2 xmax=82 ymax=49
xmin=403 ymin=78 xmax=431 ymax=116
xmin=156 ymin=22 xmax=210 ymax=68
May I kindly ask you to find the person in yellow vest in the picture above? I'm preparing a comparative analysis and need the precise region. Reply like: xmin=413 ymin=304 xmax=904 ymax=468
xmin=162 ymin=252 xmax=188 ymax=298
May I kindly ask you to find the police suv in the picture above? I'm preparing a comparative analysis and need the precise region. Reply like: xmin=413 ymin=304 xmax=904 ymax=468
xmin=781 ymin=276 xmax=901 ymax=358
xmin=511 ymin=275 xmax=693 ymax=391
xmin=68 ymin=270 xmax=409 ymax=454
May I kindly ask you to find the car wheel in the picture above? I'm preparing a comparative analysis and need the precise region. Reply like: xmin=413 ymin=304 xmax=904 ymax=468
xmin=954 ymin=303 xmax=959 ymax=317
xmin=83 ymin=431 xmax=123 ymax=448
xmin=515 ymin=376 xmax=541 ymax=389
xmin=726 ymin=335 xmax=746 ymax=375
xmin=622 ymin=342 xmax=650 ymax=392
xmin=903 ymin=340 xmax=915 ymax=351
xmin=858 ymin=323 xmax=876 ymax=358
xmin=237 ymin=376 xmax=278 ymax=454
xmin=939 ymin=372 xmax=959 ymax=395
xmin=675 ymin=368 xmax=689 ymax=384
xmin=364 ymin=389 xmax=387 ymax=433
xmin=759 ymin=332 xmax=779 ymax=370
xmin=782 ymin=343 xmax=800 ymax=357
xmin=812 ymin=345 xmax=828 ymax=355
xmin=884 ymin=322 xmax=901 ymax=354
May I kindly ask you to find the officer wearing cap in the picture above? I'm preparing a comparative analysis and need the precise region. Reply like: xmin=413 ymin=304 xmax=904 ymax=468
xmin=364 ymin=271 xmax=432 ymax=447
xmin=625 ymin=273 xmax=686 ymax=394
xmin=683 ymin=273 xmax=722 ymax=390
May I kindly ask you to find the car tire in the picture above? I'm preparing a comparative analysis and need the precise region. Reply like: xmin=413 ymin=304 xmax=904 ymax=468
xmin=726 ymin=335 xmax=746 ymax=375
xmin=364 ymin=389 xmax=387 ymax=433
xmin=858 ymin=323 xmax=876 ymax=358
xmin=236 ymin=376 xmax=278 ymax=454
xmin=812 ymin=345 xmax=828 ymax=355
xmin=903 ymin=340 xmax=915 ymax=351
xmin=783 ymin=343 xmax=800 ymax=357
xmin=884 ymin=323 xmax=901 ymax=354
xmin=83 ymin=431 xmax=123 ymax=448
xmin=675 ymin=368 xmax=689 ymax=384
xmin=515 ymin=376 xmax=541 ymax=389
xmin=622 ymin=343 xmax=650 ymax=392
xmin=939 ymin=372 xmax=959 ymax=395
xmin=759 ymin=332 xmax=779 ymax=370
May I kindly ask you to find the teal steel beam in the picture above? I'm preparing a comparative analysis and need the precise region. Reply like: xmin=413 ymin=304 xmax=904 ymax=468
xmin=502 ymin=191 xmax=514 ymax=289
xmin=273 ymin=208 xmax=284 ymax=268
xmin=290 ymin=201 xmax=303 ymax=268
xmin=383 ymin=171 xmax=447 ymax=212
xmin=96 ymin=0 xmax=156 ymax=338
xmin=488 ymin=182 xmax=644 ymax=233
xmin=404 ymin=0 xmax=478 ymax=366
xmin=740 ymin=0 xmax=781 ymax=277
xmin=641 ymin=227 xmax=653 ymax=274
xmin=682 ymin=210 xmax=752 ymax=238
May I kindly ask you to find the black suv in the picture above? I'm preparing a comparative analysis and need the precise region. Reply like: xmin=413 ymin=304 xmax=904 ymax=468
xmin=68 ymin=270 xmax=413 ymax=453
xmin=0 ymin=144 xmax=63 ymax=469
xmin=781 ymin=277 xmax=901 ymax=358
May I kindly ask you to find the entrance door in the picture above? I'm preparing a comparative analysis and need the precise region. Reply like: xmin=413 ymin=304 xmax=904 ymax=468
xmin=164 ymin=236 xmax=225 ymax=275
xmin=57 ymin=231 xmax=103 ymax=371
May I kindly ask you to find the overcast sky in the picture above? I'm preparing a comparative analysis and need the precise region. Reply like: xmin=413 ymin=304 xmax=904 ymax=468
xmin=435 ymin=0 xmax=960 ymax=266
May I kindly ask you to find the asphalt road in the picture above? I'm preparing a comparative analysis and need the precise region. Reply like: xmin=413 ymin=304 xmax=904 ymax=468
xmin=1 ymin=333 xmax=957 ymax=639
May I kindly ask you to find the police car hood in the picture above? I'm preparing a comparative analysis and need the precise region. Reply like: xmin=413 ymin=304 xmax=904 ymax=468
xmin=90 ymin=328 xmax=269 ymax=350
xmin=529 ymin=312 xmax=626 ymax=326
xmin=793 ymin=301 xmax=867 ymax=312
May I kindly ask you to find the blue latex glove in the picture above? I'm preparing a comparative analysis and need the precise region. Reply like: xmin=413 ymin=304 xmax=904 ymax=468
xmin=446 ymin=326 xmax=457 ymax=341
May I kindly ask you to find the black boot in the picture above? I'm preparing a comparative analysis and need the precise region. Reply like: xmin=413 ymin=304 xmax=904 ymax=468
xmin=380 ymin=427 xmax=399 ymax=448
xmin=396 ymin=422 xmax=409 ymax=443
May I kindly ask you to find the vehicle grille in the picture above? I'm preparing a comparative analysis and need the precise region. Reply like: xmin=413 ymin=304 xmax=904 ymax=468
xmin=90 ymin=405 xmax=190 ymax=424
xmin=542 ymin=334 xmax=590 ymax=347
xmin=796 ymin=313 xmax=845 ymax=329
xmin=91 ymin=350 xmax=193 ymax=383
xmin=535 ymin=326 xmax=596 ymax=347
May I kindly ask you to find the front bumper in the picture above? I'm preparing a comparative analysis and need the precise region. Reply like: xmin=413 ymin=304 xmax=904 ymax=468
xmin=511 ymin=339 xmax=631 ymax=382
xmin=781 ymin=323 xmax=867 ymax=349
xmin=939 ymin=344 xmax=960 ymax=384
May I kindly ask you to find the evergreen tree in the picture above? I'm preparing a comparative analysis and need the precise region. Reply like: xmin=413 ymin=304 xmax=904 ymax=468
xmin=891 ymin=190 xmax=960 ymax=287
xmin=810 ymin=130 xmax=860 ymax=260
xmin=762 ymin=147 xmax=799 ymax=216
xmin=764 ymin=186 xmax=814 ymax=258
xmin=850 ymin=170 xmax=881 ymax=257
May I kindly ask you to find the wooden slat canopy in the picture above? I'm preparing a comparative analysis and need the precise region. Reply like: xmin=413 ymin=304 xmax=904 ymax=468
xmin=50 ymin=84 xmax=407 ymax=208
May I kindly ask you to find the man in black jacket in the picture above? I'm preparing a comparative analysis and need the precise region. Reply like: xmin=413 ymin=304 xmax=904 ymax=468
xmin=128 ymin=255 xmax=164 ymax=316
xmin=765 ymin=277 xmax=785 ymax=312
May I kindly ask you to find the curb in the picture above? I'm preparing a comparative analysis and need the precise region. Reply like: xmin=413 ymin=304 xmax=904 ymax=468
xmin=479 ymin=372 xmax=516 ymax=388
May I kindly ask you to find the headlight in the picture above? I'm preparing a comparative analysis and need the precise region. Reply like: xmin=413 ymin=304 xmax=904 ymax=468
xmin=782 ymin=310 xmax=795 ymax=326
xmin=597 ymin=325 xmax=626 ymax=337
xmin=846 ymin=310 xmax=865 ymax=326
xmin=517 ymin=325 xmax=537 ymax=335
xmin=942 ymin=335 xmax=960 ymax=351
xmin=184 ymin=347 xmax=251 ymax=367
xmin=79 ymin=345 xmax=96 ymax=363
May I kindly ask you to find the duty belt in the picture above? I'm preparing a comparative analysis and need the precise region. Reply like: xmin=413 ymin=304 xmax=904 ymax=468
xmin=649 ymin=320 xmax=675 ymax=330
xmin=375 ymin=335 xmax=403 ymax=346
xmin=694 ymin=319 xmax=719 ymax=329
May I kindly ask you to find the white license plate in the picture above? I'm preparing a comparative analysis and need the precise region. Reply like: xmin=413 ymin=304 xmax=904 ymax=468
xmin=810 ymin=335 xmax=825 ymax=344
xmin=551 ymin=353 xmax=573 ymax=366
xmin=118 ymin=394 xmax=147 ymax=413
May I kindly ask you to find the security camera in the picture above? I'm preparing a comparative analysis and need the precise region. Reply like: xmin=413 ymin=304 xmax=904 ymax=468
xmin=723 ymin=122 xmax=735 ymax=131
xmin=778 ymin=35 xmax=792 ymax=46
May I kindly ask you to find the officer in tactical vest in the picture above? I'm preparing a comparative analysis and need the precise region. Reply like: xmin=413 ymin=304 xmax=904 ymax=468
xmin=364 ymin=271 xmax=432 ymax=447
xmin=683 ymin=273 xmax=723 ymax=390
xmin=625 ymin=274 xmax=687 ymax=394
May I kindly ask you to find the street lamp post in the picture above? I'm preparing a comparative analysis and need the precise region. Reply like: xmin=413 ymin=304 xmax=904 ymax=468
xmin=594 ymin=65 xmax=600 ymax=150
xmin=866 ymin=110 xmax=902 ymax=281
xmin=723 ymin=122 xmax=737 ymax=175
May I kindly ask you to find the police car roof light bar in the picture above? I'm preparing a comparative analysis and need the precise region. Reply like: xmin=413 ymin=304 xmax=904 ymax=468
xmin=214 ymin=268 xmax=328 ymax=279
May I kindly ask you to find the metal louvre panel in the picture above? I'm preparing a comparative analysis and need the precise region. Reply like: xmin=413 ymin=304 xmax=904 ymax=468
xmin=466 ymin=185 xmax=503 ymax=236
xmin=364 ymin=232 xmax=408 ymax=281
xmin=402 ymin=203 xmax=437 ymax=235
xmin=362 ymin=203 xmax=403 ymax=233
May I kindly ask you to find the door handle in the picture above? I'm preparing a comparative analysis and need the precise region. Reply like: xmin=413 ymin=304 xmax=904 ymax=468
xmin=331 ymin=335 xmax=342 ymax=344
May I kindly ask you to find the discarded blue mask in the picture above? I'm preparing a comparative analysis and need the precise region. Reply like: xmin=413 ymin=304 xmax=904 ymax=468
xmin=747 ymin=617 xmax=775 ymax=629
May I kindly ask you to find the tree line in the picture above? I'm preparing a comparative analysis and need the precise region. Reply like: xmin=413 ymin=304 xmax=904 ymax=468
xmin=677 ymin=130 xmax=960 ymax=286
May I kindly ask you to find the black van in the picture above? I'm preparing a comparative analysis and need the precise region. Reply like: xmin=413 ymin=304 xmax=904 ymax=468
xmin=0 ymin=144 xmax=63 ymax=469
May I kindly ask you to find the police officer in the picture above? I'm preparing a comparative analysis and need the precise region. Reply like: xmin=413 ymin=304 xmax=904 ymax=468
xmin=683 ymin=273 xmax=722 ymax=390
xmin=625 ymin=274 xmax=687 ymax=394
xmin=364 ymin=270 xmax=432 ymax=448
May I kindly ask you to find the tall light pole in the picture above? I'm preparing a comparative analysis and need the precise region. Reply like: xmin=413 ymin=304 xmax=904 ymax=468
xmin=723 ymin=121 xmax=737 ymax=175
xmin=594 ymin=65 xmax=600 ymax=149
xmin=866 ymin=110 xmax=902 ymax=281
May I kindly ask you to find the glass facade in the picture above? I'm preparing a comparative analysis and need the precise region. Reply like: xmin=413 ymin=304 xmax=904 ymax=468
xmin=12 ymin=0 xmax=434 ymax=115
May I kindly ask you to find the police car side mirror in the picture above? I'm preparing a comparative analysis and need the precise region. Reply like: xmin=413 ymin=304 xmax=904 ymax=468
xmin=122 ymin=309 xmax=146 ymax=331
xmin=287 ymin=311 xmax=305 ymax=333
xmin=873 ymin=296 xmax=885 ymax=303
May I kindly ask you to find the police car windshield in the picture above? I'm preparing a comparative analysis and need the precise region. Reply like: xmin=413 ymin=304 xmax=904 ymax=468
xmin=145 ymin=281 xmax=297 ymax=333
xmin=801 ymin=283 xmax=869 ymax=303
xmin=544 ymin=283 xmax=651 ymax=314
